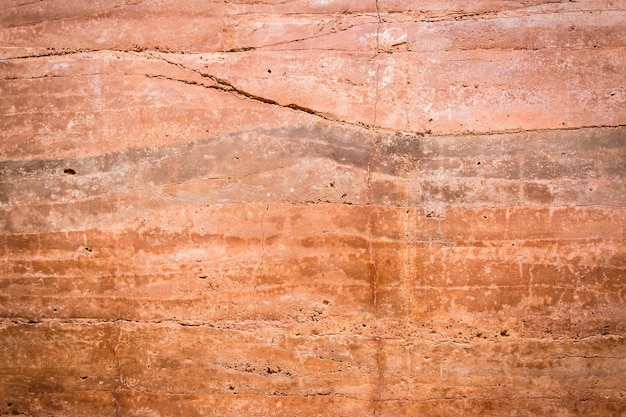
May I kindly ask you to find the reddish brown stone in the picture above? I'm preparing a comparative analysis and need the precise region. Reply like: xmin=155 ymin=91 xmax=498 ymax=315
xmin=1 ymin=1 xmax=625 ymax=415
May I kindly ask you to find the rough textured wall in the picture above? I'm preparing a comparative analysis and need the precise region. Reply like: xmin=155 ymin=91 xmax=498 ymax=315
xmin=1 ymin=1 xmax=625 ymax=416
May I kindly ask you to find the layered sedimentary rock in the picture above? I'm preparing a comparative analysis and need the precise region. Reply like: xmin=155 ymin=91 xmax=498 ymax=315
xmin=1 ymin=1 xmax=625 ymax=416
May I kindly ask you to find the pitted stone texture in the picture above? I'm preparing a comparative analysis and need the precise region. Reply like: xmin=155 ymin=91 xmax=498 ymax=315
xmin=1 ymin=1 xmax=625 ymax=416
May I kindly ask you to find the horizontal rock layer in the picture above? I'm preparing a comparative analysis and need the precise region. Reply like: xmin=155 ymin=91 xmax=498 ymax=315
xmin=1 ymin=1 xmax=625 ymax=416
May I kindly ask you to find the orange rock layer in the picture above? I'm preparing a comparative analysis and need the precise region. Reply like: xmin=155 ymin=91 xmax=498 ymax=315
xmin=1 ymin=1 xmax=625 ymax=416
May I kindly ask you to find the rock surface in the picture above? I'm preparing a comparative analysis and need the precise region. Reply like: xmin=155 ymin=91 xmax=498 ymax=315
xmin=1 ymin=1 xmax=625 ymax=416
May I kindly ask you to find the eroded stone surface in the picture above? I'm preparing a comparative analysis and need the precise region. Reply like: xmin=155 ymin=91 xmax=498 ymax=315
xmin=1 ymin=1 xmax=625 ymax=416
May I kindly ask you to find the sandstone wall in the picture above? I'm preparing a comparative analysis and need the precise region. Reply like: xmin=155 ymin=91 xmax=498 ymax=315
xmin=1 ymin=1 xmax=625 ymax=416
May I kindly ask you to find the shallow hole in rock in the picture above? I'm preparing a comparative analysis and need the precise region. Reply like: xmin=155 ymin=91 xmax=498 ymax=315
xmin=63 ymin=168 xmax=76 ymax=175
xmin=426 ymin=211 xmax=443 ymax=219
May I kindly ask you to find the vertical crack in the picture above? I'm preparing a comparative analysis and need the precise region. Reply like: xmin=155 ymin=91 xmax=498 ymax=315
xmin=373 ymin=61 xmax=381 ymax=129
xmin=367 ymin=209 xmax=379 ymax=312
xmin=267 ymin=335 xmax=275 ymax=393
xmin=375 ymin=0 xmax=382 ymax=51
xmin=403 ymin=151 xmax=413 ymax=324
xmin=372 ymin=336 xmax=383 ymax=415
xmin=221 ymin=0 xmax=226 ymax=52
xmin=373 ymin=8 xmax=385 ymax=409
xmin=113 ymin=323 xmax=123 ymax=417
xmin=366 ymin=147 xmax=373 ymax=204
xmin=403 ymin=206 xmax=410 ymax=318
xmin=373 ymin=0 xmax=382 ymax=129
xmin=253 ymin=203 xmax=270 ymax=309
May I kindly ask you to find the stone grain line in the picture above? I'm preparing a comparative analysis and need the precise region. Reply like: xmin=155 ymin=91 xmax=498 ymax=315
xmin=3 ymin=48 xmax=625 ymax=137
xmin=3 ymin=317 xmax=624 ymax=340
xmin=139 ymin=52 xmax=368 ymax=130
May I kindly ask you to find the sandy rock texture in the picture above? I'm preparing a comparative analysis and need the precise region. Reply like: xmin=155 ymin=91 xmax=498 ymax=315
xmin=1 ymin=0 xmax=625 ymax=415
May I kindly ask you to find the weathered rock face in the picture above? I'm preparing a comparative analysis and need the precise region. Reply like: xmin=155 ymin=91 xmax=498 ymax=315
xmin=1 ymin=1 xmax=625 ymax=415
